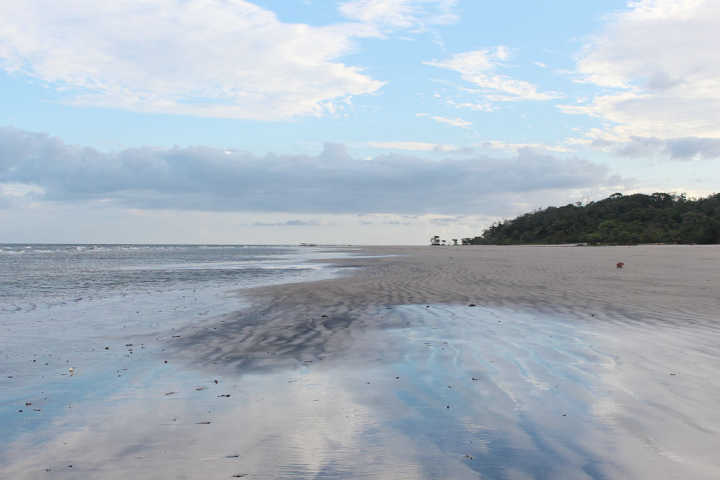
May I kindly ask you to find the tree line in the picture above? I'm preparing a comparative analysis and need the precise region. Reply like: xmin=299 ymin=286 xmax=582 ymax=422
xmin=463 ymin=193 xmax=720 ymax=245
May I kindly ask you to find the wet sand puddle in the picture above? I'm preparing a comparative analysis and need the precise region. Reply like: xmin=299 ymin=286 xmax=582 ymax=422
xmin=2 ymin=304 xmax=720 ymax=479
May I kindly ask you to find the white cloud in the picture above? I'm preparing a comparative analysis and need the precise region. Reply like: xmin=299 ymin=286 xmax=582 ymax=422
xmin=339 ymin=0 xmax=457 ymax=30
xmin=427 ymin=115 xmax=471 ymax=128
xmin=562 ymin=0 xmax=720 ymax=158
xmin=425 ymin=47 xmax=562 ymax=104
xmin=446 ymin=100 xmax=495 ymax=112
xmin=0 ymin=0 xmax=384 ymax=120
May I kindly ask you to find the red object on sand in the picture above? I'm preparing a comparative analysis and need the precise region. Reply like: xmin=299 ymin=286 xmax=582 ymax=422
xmin=616 ymin=262 xmax=625 ymax=269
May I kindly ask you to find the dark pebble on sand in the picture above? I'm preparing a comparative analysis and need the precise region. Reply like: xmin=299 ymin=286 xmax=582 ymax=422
xmin=218 ymin=394 xmax=231 ymax=398
xmin=468 ymin=304 xmax=476 ymax=307
xmin=214 ymin=379 xmax=219 ymax=384
xmin=446 ymin=405 xmax=450 ymax=409
xmin=196 ymin=421 xmax=211 ymax=425
xmin=104 ymin=346 xmax=109 ymax=350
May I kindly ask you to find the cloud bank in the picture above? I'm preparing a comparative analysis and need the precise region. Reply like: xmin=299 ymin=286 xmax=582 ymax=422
xmin=0 ymin=127 xmax=618 ymax=215
xmin=0 ymin=0 xmax=383 ymax=120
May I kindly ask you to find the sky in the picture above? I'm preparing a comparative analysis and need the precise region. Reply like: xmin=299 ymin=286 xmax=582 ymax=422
xmin=1 ymin=0 xmax=719 ymax=244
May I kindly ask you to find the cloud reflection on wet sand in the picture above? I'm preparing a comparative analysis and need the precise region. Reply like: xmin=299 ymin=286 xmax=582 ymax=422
xmin=2 ymin=304 xmax=720 ymax=479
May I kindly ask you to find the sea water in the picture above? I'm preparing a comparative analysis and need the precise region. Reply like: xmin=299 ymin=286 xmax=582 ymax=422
xmin=0 ymin=245 xmax=353 ymax=444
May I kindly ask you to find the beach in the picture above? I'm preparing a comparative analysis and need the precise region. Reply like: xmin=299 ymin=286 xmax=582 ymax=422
xmin=2 ymin=245 xmax=720 ymax=479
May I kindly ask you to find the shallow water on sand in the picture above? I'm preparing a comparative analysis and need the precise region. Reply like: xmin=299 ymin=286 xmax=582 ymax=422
xmin=3 ymin=302 xmax=719 ymax=479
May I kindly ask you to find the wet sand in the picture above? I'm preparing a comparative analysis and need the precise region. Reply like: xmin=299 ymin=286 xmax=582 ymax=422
xmin=2 ymin=245 xmax=720 ymax=479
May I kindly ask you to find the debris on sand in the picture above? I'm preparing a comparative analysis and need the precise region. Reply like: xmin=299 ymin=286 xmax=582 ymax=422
xmin=217 ymin=394 xmax=231 ymax=398
xmin=164 ymin=392 xmax=177 ymax=396
xmin=196 ymin=421 xmax=211 ymax=425
xmin=468 ymin=304 xmax=476 ymax=307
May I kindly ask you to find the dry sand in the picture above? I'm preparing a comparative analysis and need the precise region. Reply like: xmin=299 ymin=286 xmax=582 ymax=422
xmin=250 ymin=244 xmax=720 ymax=321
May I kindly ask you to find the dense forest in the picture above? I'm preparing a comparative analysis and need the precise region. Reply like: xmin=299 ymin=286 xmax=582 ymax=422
xmin=463 ymin=193 xmax=720 ymax=245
